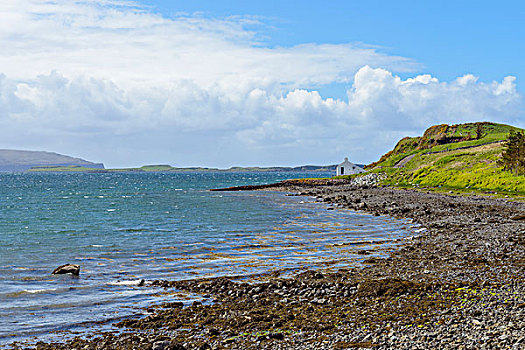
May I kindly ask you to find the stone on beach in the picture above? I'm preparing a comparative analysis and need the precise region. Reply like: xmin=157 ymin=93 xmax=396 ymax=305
xmin=52 ymin=264 xmax=80 ymax=276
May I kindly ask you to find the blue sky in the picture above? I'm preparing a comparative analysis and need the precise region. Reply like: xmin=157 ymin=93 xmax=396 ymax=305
xmin=144 ymin=0 xmax=525 ymax=88
xmin=0 ymin=0 xmax=523 ymax=167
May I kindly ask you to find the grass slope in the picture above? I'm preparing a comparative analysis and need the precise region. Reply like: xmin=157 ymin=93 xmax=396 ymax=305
xmin=367 ymin=122 xmax=525 ymax=194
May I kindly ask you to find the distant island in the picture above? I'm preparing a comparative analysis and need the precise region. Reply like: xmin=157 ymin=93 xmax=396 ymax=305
xmin=0 ymin=149 xmax=104 ymax=172
xmin=0 ymin=149 xmax=345 ymax=173
xmin=26 ymin=164 xmax=340 ymax=173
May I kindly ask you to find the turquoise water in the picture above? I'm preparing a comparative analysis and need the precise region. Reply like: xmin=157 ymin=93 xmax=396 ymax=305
xmin=0 ymin=172 xmax=413 ymax=346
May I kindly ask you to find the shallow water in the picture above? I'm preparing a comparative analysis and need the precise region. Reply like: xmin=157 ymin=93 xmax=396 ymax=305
xmin=0 ymin=172 xmax=414 ymax=346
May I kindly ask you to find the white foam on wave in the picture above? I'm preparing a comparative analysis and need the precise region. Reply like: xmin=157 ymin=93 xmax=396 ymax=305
xmin=25 ymin=288 xmax=57 ymax=294
xmin=108 ymin=279 xmax=144 ymax=286
xmin=1 ymin=288 xmax=59 ymax=298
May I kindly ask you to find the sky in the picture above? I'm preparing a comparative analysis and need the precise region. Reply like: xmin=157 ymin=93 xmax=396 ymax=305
xmin=0 ymin=0 xmax=523 ymax=168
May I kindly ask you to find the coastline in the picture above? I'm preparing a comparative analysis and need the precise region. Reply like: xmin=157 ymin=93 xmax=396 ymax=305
xmin=8 ymin=181 xmax=525 ymax=349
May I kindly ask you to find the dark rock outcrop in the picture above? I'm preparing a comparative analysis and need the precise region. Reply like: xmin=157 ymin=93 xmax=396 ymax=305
xmin=52 ymin=264 xmax=80 ymax=276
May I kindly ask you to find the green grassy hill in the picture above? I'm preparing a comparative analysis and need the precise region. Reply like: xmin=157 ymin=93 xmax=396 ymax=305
xmin=366 ymin=122 xmax=525 ymax=193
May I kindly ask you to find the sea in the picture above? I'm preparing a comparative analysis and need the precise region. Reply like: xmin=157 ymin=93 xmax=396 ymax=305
xmin=0 ymin=172 xmax=416 ymax=346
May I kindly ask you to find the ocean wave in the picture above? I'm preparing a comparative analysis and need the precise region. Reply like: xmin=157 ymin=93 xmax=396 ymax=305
xmin=116 ymin=227 xmax=148 ymax=232
xmin=107 ymin=279 xmax=145 ymax=286
xmin=0 ymin=287 xmax=61 ymax=299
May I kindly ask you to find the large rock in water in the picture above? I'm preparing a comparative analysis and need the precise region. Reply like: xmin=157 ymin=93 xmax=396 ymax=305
xmin=52 ymin=264 xmax=80 ymax=276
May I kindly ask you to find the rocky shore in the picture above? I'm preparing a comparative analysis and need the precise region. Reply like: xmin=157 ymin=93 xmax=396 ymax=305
xmin=9 ymin=180 xmax=525 ymax=350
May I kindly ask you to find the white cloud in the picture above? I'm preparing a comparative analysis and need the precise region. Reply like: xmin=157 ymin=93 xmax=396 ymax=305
xmin=346 ymin=66 xmax=523 ymax=131
xmin=0 ymin=0 xmax=415 ymax=89
xmin=1 ymin=67 xmax=521 ymax=167
xmin=0 ymin=1 xmax=523 ymax=167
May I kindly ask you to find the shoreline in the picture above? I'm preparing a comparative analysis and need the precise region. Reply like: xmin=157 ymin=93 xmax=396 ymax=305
xmin=8 ymin=182 xmax=525 ymax=349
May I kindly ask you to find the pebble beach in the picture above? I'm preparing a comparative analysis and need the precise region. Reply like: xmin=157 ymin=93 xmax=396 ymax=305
xmin=8 ymin=178 xmax=525 ymax=350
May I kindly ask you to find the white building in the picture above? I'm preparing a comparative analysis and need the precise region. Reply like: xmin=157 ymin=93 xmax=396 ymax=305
xmin=336 ymin=157 xmax=365 ymax=176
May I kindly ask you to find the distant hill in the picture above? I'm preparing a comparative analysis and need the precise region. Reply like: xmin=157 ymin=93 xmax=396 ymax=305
xmin=27 ymin=163 xmax=343 ymax=173
xmin=0 ymin=149 xmax=105 ymax=172
xmin=97 ymin=164 xmax=339 ymax=173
